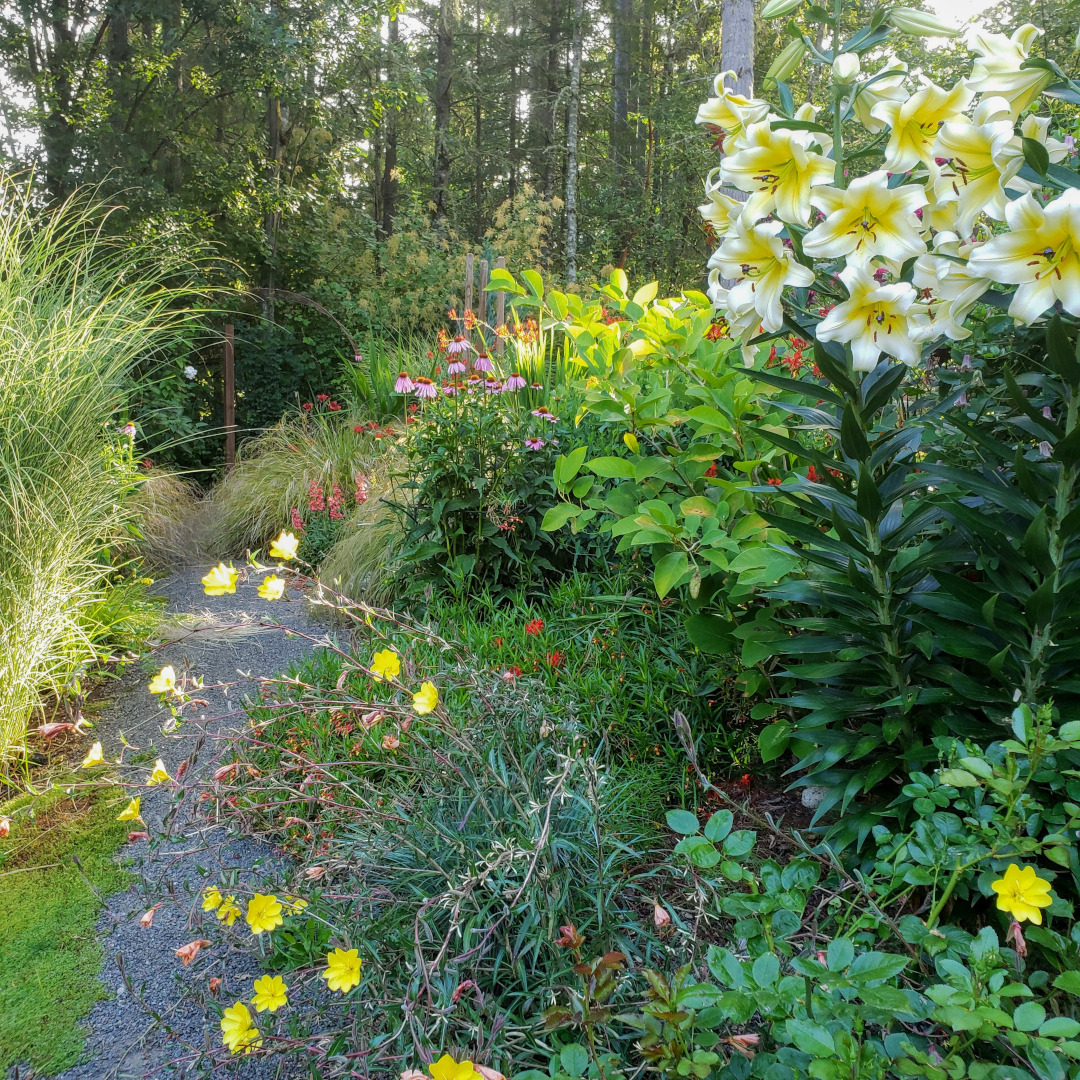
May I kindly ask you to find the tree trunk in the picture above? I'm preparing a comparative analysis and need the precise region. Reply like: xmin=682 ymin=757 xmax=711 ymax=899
xmin=162 ymin=0 xmax=183 ymax=195
xmin=508 ymin=0 xmax=518 ymax=201
xmin=433 ymin=0 xmax=453 ymax=221
xmin=720 ymin=0 xmax=754 ymax=97
xmin=565 ymin=0 xmax=584 ymax=283
xmin=612 ymin=0 xmax=631 ymax=179
xmin=474 ymin=0 xmax=483 ymax=240
xmin=539 ymin=0 xmax=561 ymax=197
xmin=380 ymin=14 xmax=399 ymax=243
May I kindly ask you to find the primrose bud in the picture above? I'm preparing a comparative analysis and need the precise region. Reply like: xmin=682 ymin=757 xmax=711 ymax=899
xmin=887 ymin=6 xmax=961 ymax=37
xmin=765 ymin=38 xmax=809 ymax=85
xmin=832 ymin=52 xmax=861 ymax=84
xmin=761 ymin=0 xmax=803 ymax=17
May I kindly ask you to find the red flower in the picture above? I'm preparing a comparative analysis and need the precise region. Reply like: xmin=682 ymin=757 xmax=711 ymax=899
xmin=767 ymin=477 xmax=782 ymax=486
xmin=807 ymin=465 xmax=821 ymax=483
xmin=328 ymin=400 xmax=341 ymax=411
xmin=316 ymin=393 xmax=329 ymax=402
xmin=493 ymin=636 xmax=503 ymax=646
xmin=302 ymin=402 xmax=313 ymax=412
xmin=353 ymin=424 xmax=364 ymax=434
xmin=507 ymin=664 xmax=523 ymax=677
xmin=704 ymin=461 xmax=718 ymax=478
xmin=546 ymin=650 xmax=565 ymax=668
xmin=525 ymin=618 xmax=544 ymax=636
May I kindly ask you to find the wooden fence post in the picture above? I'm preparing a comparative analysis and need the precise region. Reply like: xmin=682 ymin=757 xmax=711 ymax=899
xmin=463 ymin=252 xmax=475 ymax=337
xmin=224 ymin=323 xmax=236 ymax=469
xmin=494 ymin=255 xmax=507 ymax=354
xmin=478 ymin=258 xmax=489 ymax=349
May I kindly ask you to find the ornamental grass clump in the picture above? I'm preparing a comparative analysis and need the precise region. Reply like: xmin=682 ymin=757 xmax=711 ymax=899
xmin=0 ymin=178 xmax=199 ymax=755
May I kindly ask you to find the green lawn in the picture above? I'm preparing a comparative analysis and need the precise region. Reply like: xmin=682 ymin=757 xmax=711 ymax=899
xmin=0 ymin=783 xmax=131 ymax=1075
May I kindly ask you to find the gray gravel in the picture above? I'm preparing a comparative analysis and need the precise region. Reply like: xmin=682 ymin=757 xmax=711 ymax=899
xmin=36 ymin=570 xmax=328 ymax=1080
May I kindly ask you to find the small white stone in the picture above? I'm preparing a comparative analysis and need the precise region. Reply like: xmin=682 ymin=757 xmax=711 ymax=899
xmin=800 ymin=785 xmax=829 ymax=809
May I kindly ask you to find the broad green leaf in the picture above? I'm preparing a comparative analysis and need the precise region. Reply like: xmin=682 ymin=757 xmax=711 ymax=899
xmin=586 ymin=456 xmax=636 ymax=478
xmin=540 ymin=503 xmax=582 ymax=531
xmin=666 ymin=808 xmax=701 ymax=835
xmin=560 ymin=1044 xmax=589 ymax=1078
xmin=654 ymin=551 xmax=689 ymax=599
xmin=704 ymin=810 xmax=734 ymax=843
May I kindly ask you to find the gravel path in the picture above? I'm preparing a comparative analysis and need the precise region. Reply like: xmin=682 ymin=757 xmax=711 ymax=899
xmin=44 ymin=570 xmax=324 ymax=1080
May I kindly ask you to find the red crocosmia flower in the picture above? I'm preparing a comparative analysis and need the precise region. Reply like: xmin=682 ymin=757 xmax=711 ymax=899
xmin=316 ymin=393 xmax=329 ymax=402
xmin=302 ymin=402 xmax=313 ymax=412
xmin=767 ymin=477 xmax=782 ymax=486
xmin=704 ymin=461 xmax=718 ymax=478
xmin=507 ymin=665 xmax=523 ymax=677
xmin=807 ymin=465 xmax=821 ymax=483
xmin=354 ymin=424 xmax=364 ymax=434
xmin=546 ymin=650 xmax=565 ymax=669
xmin=525 ymin=619 xmax=544 ymax=636
xmin=493 ymin=636 xmax=503 ymax=646
xmin=328 ymin=400 xmax=341 ymax=411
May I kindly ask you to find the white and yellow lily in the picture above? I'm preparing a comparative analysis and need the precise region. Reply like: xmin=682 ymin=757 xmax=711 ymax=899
xmin=719 ymin=119 xmax=834 ymax=225
xmin=1006 ymin=114 xmax=1070 ymax=196
xmin=804 ymin=170 xmax=928 ymax=267
xmin=872 ymin=76 xmax=973 ymax=173
xmin=698 ymin=170 xmax=743 ymax=240
xmin=967 ymin=189 xmax=1080 ymax=325
xmin=706 ymin=280 xmax=763 ymax=368
xmin=710 ymin=214 xmax=815 ymax=333
xmin=910 ymin=232 xmax=987 ymax=342
xmin=933 ymin=96 xmax=1022 ymax=236
xmin=695 ymin=70 xmax=770 ymax=149
xmin=852 ymin=56 xmax=909 ymax=134
xmin=816 ymin=265 xmax=920 ymax=371
xmin=967 ymin=24 xmax=1053 ymax=118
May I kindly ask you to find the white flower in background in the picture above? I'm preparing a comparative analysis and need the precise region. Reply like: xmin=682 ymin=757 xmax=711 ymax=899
xmin=933 ymin=96 xmax=1022 ymax=236
xmin=698 ymin=170 xmax=743 ymax=239
xmin=1006 ymin=114 xmax=1070 ymax=196
xmin=910 ymin=233 xmax=988 ymax=342
xmin=804 ymin=170 xmax=928 ymax=267
xmin=967 ymin=24 xmax=1053 ymax=117
xmin=183 ymin=365 xmax=198 ymax=380
xmin=719 ymin=120 xmax=834 ymax=224
xmin=852 ymin=56 xmax=909 ymax=134
xmin=967 ymin=188 xmax=1080 ymax=324
xmin=710 ymin=215 xmax=814 ymax=332
xmin=872 ymin=76 xmax=973 ymax=172
xmin=816 ymin=265 xmax=919 ymax=371
xmin=695 ymin=70 xmax=770 ymax=148
xmin=832 ymin=52 xmax=861 ymax=86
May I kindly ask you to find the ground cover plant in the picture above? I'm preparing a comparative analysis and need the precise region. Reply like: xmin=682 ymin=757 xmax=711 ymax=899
xmin=0 ymin=784 xmax=132 ymax=1074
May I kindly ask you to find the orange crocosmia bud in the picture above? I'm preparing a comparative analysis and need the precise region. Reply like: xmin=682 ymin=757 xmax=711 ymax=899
xmin=140 ymin=903 xmax=162 ymax=928
xmin=175 ymin=760 xmax=189 ymax=781
xmin=208 ymin=976 xmax=222 ymax=997
xmin=36 ymin=722 xmax=79 ymax=739
xmin=174 ymin=939 xmax=213 ymax=966
xmin=653 ymin=903 xmax=672 ymax=928
xmin=127 ymin=831 xmax=150 ymax=842
xmin=213 ymin=763 xmax=240 ymax=782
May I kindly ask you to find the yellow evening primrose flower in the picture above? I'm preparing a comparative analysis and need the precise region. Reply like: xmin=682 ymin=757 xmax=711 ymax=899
xmin=991 ymin=863 xmax=1053 ymax=924
xmin=116 ymin=797 xmax=142 ymax=823
xmin=805 ymin=170 xmax=928 ymax=268
xmin=967 ymin=23 xmax=1053 ymax=117
xmin=369 ymin=648 xmax=401 ymax=683
xmin=246 ymin=893 xmax=284 ymax=935
xmin=251 ymin=974 xmax=289 ymax=1013
xmin=147 ymin=759 xmax=172 ymax=786
xmin=429 ymin=1053 xmax=484 ymax=1080
xmin=413 ymin=681 xmax=440 ymax=716
xmin=220 ymin=1001 xmax=262 ymax=1055
xmin=871 ymin=76 xmax=972 ymax=173
xmin=202 ymin=886 xmax=225 ymax=913
xmin=719 ymin=120 xmax=835 ymax=225
xmin=933 ymin=96 xmax=1022 ymax=237
xmin=258 ymin=575 xmax=285 ymax=601
xmin=694 ymin=70 xmax=770 ymax=147
xmin=282 ymin=895 xmax=309 ymax=915
xmin=268 ymin=531 xmax=300 ymax=560
xmin=321 ymin=947 xmax=362 ymax=993
xmin=216 ymin=895 xmax=242 ymax=926
xmin=709 ymin=215 xmax=814 ymax=333
xmin=202 ymin=562 xmax=238 ymax=596
xmin=816 ymin=265 xmax=919 ymax=372
xmin=851 ymin=56 xmax=909 ymax=135
xmin=148 ymin=665 xmax=176 ymax=696
xmin=81 ymin=742 xmax=105 ymax=768
xmin=967 ymin=189 xmax=1080 ymax=325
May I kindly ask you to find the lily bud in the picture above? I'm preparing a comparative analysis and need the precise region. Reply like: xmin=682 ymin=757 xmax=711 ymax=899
xmin=832 ymin=52 xmax=861 ymax=84
xmin=887 ymin=7 xmax=960 ymax=37
xmin=765 ymin=38 xmax=809 ymax=85
xmin=762 ymin=0 xmax=803 ymax=17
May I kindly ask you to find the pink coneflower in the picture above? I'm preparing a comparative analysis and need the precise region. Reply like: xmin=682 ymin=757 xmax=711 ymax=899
xmin=447 ymin=358 xmax=467 ymax=375
xmin=473 ymin=354 xmax=494 ymax=373
xmin=394 ymin=372 xmax=415 ymax=394
xmin=504 ymin=373 xmax=526 ymax=391
xmin=413 ymin=376 xmax=438 ymax=400
xmin=525 ymin=437 xmax=545 ymax=450
xmin=443 ymin=383 xmax=459 ymax=396
xmin=118 ymin=423 xmax=137 ymax=437
xmin=530 ymin=382 xmax=543 ymax=390
xmin=447 ymin=335 xmax=470 ymax=355
xmin=485 ymin=379 xmax=502 ymax=392
xmin=532 ymin=406 xmax=558 ymax=422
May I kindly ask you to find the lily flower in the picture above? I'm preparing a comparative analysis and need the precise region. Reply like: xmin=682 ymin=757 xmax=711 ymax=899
xmin=698 ymin=170 xmax=744 ymax=240
xmin=851 ymin=56 xmax=909 ymax=134
xmin=816 ymin=264 xmax=919 ymax=371
xmin=695 ymin=70 xmax=770 ymax=147
xmin=719 ymin=120 xmax=834 ymax=225
xmin=910 ymin=232 xmax=986 ymax=342
xmin=872 ymin=76 xmax=972 ymax=172
xmin=804 ymin=170 xmax=928 ymax=267
xmin=710 ymin=215 xmax=814 ymax=333
xmin=968 ymin=188 xmax=1080 ymax=324
xmin=967 ymin=24 xmax=1053 ymax=117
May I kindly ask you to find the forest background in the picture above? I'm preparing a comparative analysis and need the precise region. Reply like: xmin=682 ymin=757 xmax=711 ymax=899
xmin=0 ymin=0 xmax=1074 ymax=461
